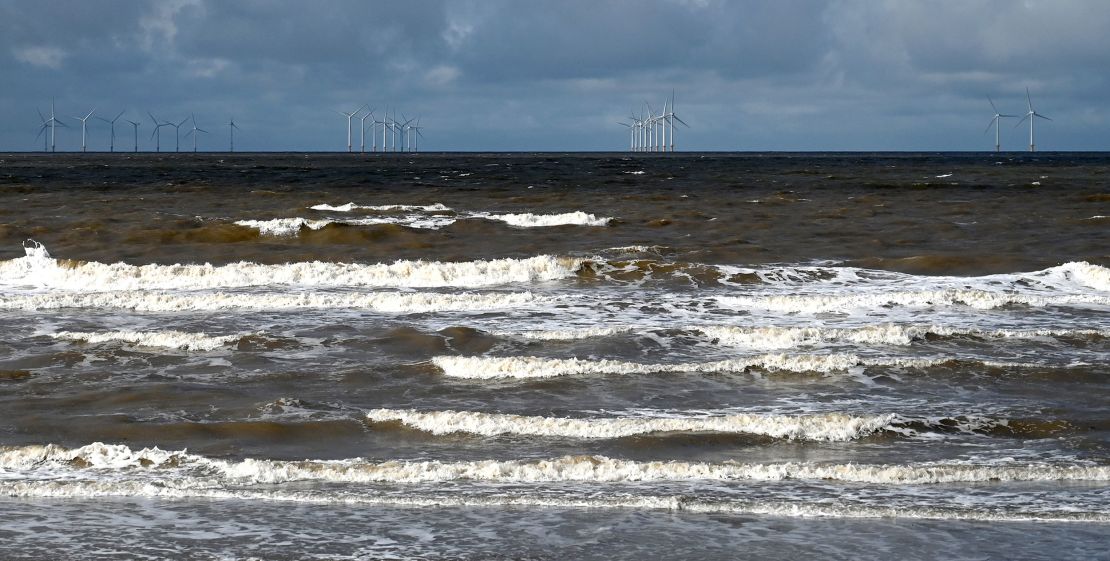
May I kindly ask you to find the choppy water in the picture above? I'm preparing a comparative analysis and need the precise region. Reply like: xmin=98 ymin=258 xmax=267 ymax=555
xmin=0 ymin=152 xmax=1107 ymax=560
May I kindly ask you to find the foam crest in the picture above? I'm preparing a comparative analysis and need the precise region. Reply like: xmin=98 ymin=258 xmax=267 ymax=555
xmin=0 ymin=248 xmax=581 ymax=290
xmin=309 ymin=203 xmax=452 ymax=212
xmin=4 ymin=444 xmax=1107 ymax=487
xmin=365 ymin=408 xmax=897 ymax=441
xmin=237 ymin=215 xmax=457 ymax=235
xmin=429 ymin=354 xmax=950 ymax=379
xmin=1054 ymin=261 xmax=1110 ymax=291
xmin=716 ymin=290 xmax=1110 ymax=313
xmin=1 ymin=291 xmax=536 ymax=313
xmin=476 ymin=211 xmax=613 ymax=227
xmin=52 ymin=330 xmax=242 ymax=351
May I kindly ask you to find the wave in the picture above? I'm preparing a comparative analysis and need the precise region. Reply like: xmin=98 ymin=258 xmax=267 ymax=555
xmin=474 ymin=211 xmax=612 ymax=227
xmin=1 ymin=291 xmax=536 ymax=313
xmin=428 ymin=354 xmax=986 ymax=379
xmin=365 ymin=408 xmax=897 ymax=441
xmin=235 ymin=215 xmax=456 ymax=235
xmin=4 ymin=443 xmax=1107 ymax=487
xmin=51 ymin=330 xmax=243 ymax=351
xmin=716 ymin=290 xmax=1110 ymax=313
xmin=1 ymin=244 xmax=581 ymax=290
xmin=309 ymin=203 xmax=452 ymax=213
xmin=502 ymin=324 xmax=1110 ymax=348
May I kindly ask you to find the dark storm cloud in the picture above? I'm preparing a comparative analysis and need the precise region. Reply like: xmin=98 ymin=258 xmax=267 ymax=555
xmin=2 ymin=0 xmax=1109 ymax=151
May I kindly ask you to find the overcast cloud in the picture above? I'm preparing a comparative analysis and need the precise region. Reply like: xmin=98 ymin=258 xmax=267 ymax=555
xmin=3 ymin=0 xmax=1109 ymax=151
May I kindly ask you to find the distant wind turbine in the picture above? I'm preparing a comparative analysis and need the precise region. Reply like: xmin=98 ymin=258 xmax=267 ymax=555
xmin=359 ymin=108 xmax=375 ymax=153
xmin=184 ymin=114 xmax=208 ymax=152
xmin=664 ymin=91 xmax=689 ymax=152
xmin=228 ymin=117 xmax=240 ymax=152
xmin=43 ymin=99 xmax=67 ymax=152
xmin=148 ymin=112 xmax=169 ymax=152
xmin=339 ymin=105 xmax=365 ymax=153
xmin=72 ymin=108 xmax=96 ymax=152
xmin=96 ymin=110 xmax=126 ymax=153
xmin=124 ymin=118 xmax=141 ymax=152
xmin=984 ymin=97 xmax=1016 ymax=153
xmin=168 ymin=117 xmax=189 ymax=152
xmin=1015 ymin=87 xmax=1051 ymax=152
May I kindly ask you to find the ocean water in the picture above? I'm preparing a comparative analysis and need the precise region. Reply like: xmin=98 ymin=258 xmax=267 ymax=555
xmin=0 ymin=152 xmax=1107 ymax=560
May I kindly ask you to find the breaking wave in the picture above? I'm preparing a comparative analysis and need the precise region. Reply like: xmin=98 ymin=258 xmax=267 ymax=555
xmin=716 ymin=290 xmax=1110 ymax=313
xmin=235 ymin=215 xmax=456 ymax=235
xmin=429 ymin=354 xmax=986 ymax=379
xmin=365 ymin=408 xmax=897 ymax=441
xmin=1 ymin=244 xmax=581 ymax=290
xmin=2 ymin=291 xmax=536 ymax=313
xmin=51 ymin=330 xmax=243 ymax=351
xmin=475 ymin=211 xmax=613 ymax=227
xmin=4 ymin=443 xmax=1107 ymax=487
xmin=309 ymin=203 xmax=452 ymax=213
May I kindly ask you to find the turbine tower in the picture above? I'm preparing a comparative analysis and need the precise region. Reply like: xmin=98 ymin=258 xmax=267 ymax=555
xmin=359 ymin=108 xmax=375 ymax=153
xmin=184 ymin=114 xmax=208 ymax=152
xmin=1015 ymin=87 xmax=1051 ymax=152
xmin=985 ymin=97 xmax=1016 ymax=153
xmin=96 ymin=110 xmax=126 ymax=153
xmin=148 ymin=112 xmax=169 ymax=152
xmin=43 ymin=99 xmax=67 ymax=152
xmin=72 ymin=108 xmax=96 ymax=152
xmin=124 ymin=119 xmax=141 ymax=152
xmin=168 ymin=117 xmax=188 ymax=152
xmin=228 ymin=117 xmax=240 ymax=152
xmin=339 ymin=105 xmax=365 ymax=153
xmin=664 ymin=91 xmax=689 ymax=152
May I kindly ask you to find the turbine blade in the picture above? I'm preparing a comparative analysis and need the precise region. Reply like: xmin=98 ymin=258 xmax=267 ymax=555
xmin=984 ymin=117 xmax=997 ymax=135
xmin=114 ymin=110 xmax=125 ymax=122
xmin=1015 ymin=114 xmax=1030 ymax=127
xmin=37 ymin=108 xmax=46 ymax=123
xmin=673 ymin=115 xmax=690 ymax=127
xmin=1026 ymin=87 xmax=1033 ymax=111
xmin=988 ymin=96 xmax=998 ymax=114
xmin=1036 ymin=113 xmax=1052 ymax=121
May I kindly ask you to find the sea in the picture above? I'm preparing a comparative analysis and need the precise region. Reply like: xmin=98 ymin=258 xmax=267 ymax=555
xmin=0 ymin=152 xmax=1107 ymax=560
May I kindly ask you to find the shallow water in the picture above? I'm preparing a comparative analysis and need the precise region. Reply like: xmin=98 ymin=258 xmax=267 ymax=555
xmin=0 ymin=152 xmax=1107 ymax=560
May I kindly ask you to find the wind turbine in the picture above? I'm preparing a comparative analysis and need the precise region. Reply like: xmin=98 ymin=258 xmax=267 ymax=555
xmin=43 ymin=99 xmax=67 ymax=152
xmin=1015 ymin=87 xmax=1051 ymax=152
xmin=168 ymin=117 xmax=188 ymax=152
xmin=339 ymin=105 xmax=365 ymax=152
xmin=984 ymin=96 xmax=1016 ymax=152
xmin=359 ymin=108 xmax=375 ymax=153
xmin=72 ymin=108 xmax=96 ymax=152
xmin=411 ymin=118 xmax=424 ymax=152
xmin=96 ymin=110 xmax=126 ymax=153
xmin=184 ymin=114 xmax=208 ymax=152
xmin=124 ymin=118 xmax=141 ymax=152
xmin=400 ymin=114 xmax=414 ymax=152
xmin=148 ymin=112 xmax=169 ymax=152
xmin=228 ymin=117 xmax=240 ymax=152
xmin=664 ymin=91 xmax=689 ymax=152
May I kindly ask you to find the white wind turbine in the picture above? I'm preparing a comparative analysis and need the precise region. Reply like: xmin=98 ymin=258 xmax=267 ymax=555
xmin=664 ymin=91 xmax=689 ymax=152
xmin=228 ymin=117 xmax=240 ymax=152
xmin=96 ymin=110 xmax=126 ymax=153
xmin=184 ymin=114 xmax=208 ymax=152
xmin=410 ymin=118 xmax=424 ymax=152
xmin=1015 ymin=87 xmax=1051 ymax=152
xmin=339 ymin=105 xmax=365 ymax=152
xmin=984 ymin=96 xmax=1016 ymax=153
xmin=124 ymin=118 xmax=141 ymax=152
xmin=72 ymin=108 xmax=96 ymax=152
xmin=359 ymin=108 xmax=375 ymax=153
xmin=43 ymin=99 xmax=67 ymax=152
xmin=148 ymin=112 xmax=169 ymax=152
xmin=168 ymin=117 xmax=189 ymax=152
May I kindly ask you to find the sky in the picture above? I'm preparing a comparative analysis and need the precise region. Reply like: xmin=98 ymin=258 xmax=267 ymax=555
xmin=3 ymin=0 xmax=1110 ymax=152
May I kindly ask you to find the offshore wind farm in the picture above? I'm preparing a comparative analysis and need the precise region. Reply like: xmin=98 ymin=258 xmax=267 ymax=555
xmin=2 ymin=3 xmax=1109 ymax=561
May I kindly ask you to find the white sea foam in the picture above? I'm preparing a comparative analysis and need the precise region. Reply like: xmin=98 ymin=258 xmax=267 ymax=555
xmin=235 ymin=215 xmax=456 ymax=235
xmin=429 ymin=354 xmax=955 ymax=380
xmin=4 ymin=443 xmax=1108 ymax=487
xmin=233 ymin=218 xmax=332 ymax=236
xmin=309 ymin=203 xmax=452 ymax=213
xmin=51 ymin=330 xmax=243 ymax=351
xmin=716 ymin=289 xmax=1110 ymax=314
xmin=0 ymin=245 xmax=581 ymax=290
xmin=1 ymin=291 xmax=536 ymax=313
xmin=365 ymin=408 xmax=897 ymax=441
xmin=475 ymin=211 xmax=613 ymax=227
